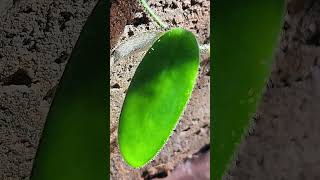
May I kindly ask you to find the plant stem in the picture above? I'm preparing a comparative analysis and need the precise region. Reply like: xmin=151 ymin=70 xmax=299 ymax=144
xmin=139 ymin=0 xmax=168 ymax=29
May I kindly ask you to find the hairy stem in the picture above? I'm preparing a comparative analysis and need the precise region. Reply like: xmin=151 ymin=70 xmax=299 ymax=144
xmin=139 ymin=0 xmax=168 ymax=29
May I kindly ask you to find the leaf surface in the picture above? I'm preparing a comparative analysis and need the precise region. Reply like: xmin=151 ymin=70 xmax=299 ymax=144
xmin=212 ymin=1 xmax=285 ymax=179
xmin=30 ymin=1 xmax=108 ymax=179
xmin=119 ymin=28 xmax=199 ymax=168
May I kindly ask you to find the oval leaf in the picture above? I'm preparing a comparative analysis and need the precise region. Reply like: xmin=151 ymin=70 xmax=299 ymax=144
xmin=212 ymin=1 xmax=285 ymax=179
xmin=30 ymin=1 xmax=107 ymax=179
xmin=118 ymin=28 xmax=199 ymax=168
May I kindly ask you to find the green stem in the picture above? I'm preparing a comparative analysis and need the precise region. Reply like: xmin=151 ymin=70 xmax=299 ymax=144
xmin=139 ymin=0 xmax=168 ymax=29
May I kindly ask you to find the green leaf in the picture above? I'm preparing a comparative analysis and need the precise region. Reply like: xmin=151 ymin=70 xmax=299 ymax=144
xmin=118 ymin=28 xmax=199 ymax=168
xmin=212 ymin=1 xmax=285 ymax=179
xmin=30 ymin=1 xmax=107 ymax=179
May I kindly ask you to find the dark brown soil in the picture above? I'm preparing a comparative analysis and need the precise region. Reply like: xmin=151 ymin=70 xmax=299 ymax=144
xmin=110 ymin=0 xmax=139 ymax=48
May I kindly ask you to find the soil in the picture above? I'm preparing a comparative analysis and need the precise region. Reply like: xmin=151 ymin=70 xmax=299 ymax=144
xmin=110 ymin=0 xmax=138 ymax=49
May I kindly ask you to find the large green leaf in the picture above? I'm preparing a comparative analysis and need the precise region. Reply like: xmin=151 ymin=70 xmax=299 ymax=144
xmin=30 ymin=0 xmax=108 ymax=179
xmin=118 ymin=28 xmax=199 ymax=168
xmin=212 ymin=1 xmax=285 ymax=179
